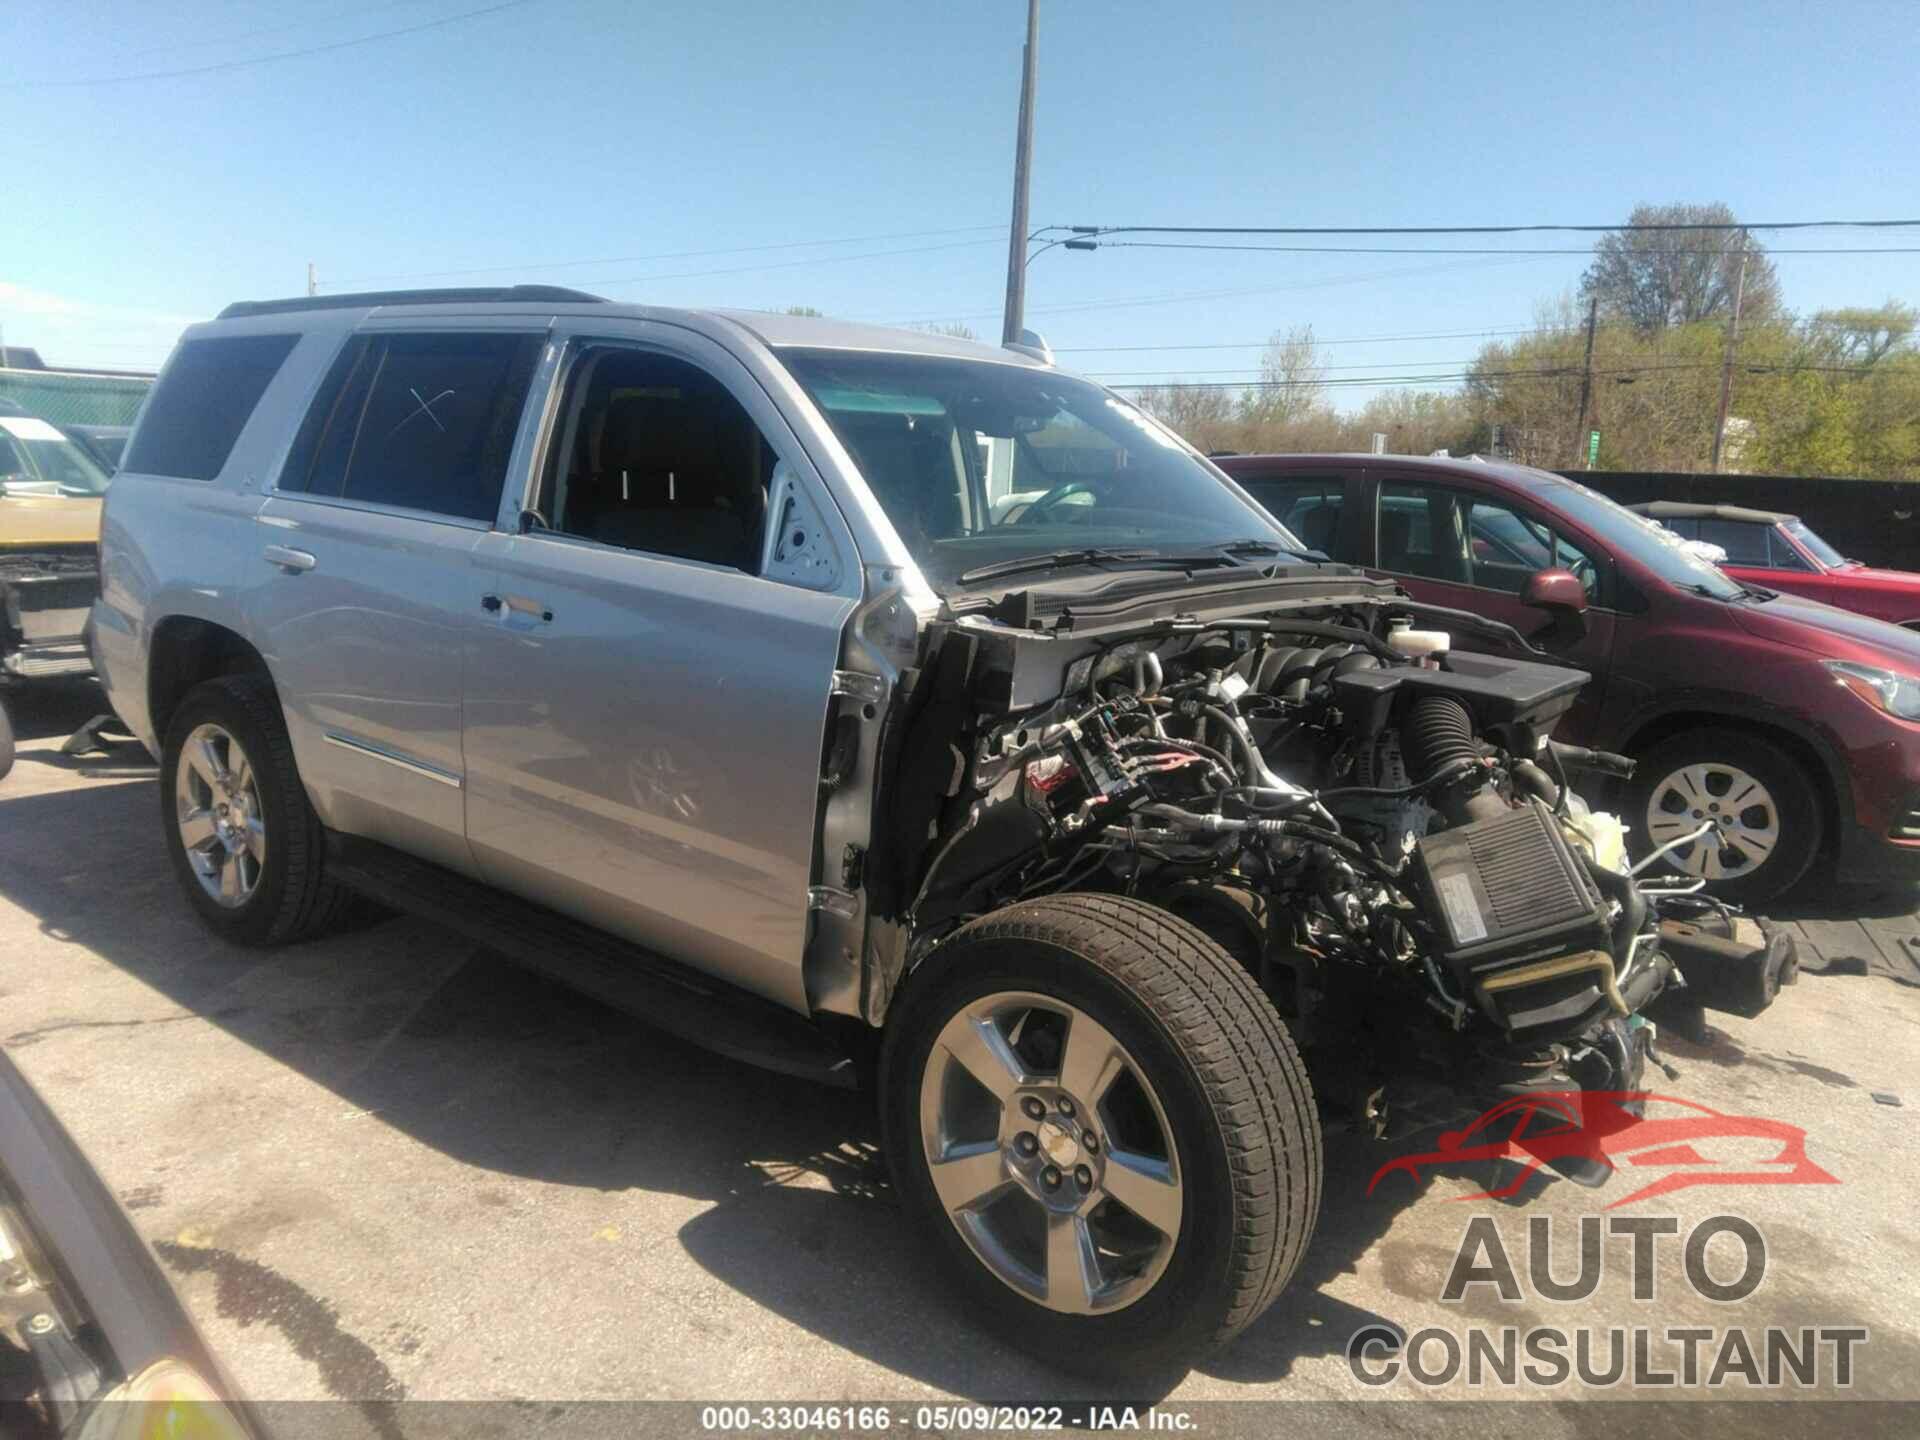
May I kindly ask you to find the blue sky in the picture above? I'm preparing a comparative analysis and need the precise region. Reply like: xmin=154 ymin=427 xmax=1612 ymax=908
xmin=4 ymin=0 xmax=1917 ymax=406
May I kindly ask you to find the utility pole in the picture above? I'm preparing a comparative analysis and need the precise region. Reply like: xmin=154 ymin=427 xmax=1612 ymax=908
xmin=1570 ymin=294 xmax=1598 ymax=469
xmin=1710 ymin=232 xmax=1750 ymax=473
xmin=307 ymin=262 xmax=318 ymax=297
xmin=999 ymin=0 xmax=1039 ymax=346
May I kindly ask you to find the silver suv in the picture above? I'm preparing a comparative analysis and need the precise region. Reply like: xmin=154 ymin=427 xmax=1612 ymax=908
xmin=93 ymin=289 xmax=1787 ymax=1371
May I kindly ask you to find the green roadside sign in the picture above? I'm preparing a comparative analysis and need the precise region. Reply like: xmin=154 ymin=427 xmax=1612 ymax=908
xmin=1587 ymin=430 xmax=1601 ymax=466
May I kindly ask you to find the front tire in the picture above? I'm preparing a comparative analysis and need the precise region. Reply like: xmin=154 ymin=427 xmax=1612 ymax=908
xmin=882 ymin=894 xmax=1320 ymax=1373
xmin=159 ymin=674 xmax=356 ymax=945
xmin=1627 ymin=729 xmax=1822 ymax=905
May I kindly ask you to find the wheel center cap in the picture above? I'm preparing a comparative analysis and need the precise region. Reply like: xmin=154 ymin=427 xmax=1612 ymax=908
xmin=1038 ymin=1116 xmax=1081 ymax=1168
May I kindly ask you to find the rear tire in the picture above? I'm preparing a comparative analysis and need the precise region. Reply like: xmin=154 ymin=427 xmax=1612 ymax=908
xmin=159 ymin=674 xmax=358 ymax=945
xmin=0 ymin=699 xmax=14 ymax=781
xmin=882 ymin=894 xmax=1320 ymax=1373
xmin=1626 ymin=729 xmax=1822 ymax=905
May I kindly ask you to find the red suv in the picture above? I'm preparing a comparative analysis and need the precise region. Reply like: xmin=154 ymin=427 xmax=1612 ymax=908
xmin=1628 ymin=501 xmax=1920 ymax=629
xmin=1217 ymin=453 xmax=1920 ymax=903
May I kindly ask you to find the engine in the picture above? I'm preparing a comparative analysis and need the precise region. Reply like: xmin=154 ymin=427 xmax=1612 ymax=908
xmin=901 ymin=606 xmax=1726 ymax=1135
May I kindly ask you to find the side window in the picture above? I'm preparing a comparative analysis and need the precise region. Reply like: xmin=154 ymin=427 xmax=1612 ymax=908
xmin=1766 ymin=528 xmax=1812 ymax=571
xmin=1380 ymin=481 xmax=1600 ymax=599
xmin=1377 ymin=481 xmax=1467 ymax=582
xmin=1238 ymin=475 xmax=1345 ymax=554
xmin=123 ymin=334 xmax=298 ymax=480
xmin=284 ymin=332 xmax=540 ymax=522
xmin=1696 ymin=518 xmax=1771 ymax=566
xmin=1656 ymin=515 xmax=1699 ymax=541
xmin=535 ymin=347 xmax=775 ymax=573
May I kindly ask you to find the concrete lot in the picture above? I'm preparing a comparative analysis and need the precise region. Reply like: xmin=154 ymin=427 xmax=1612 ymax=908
xmin=2 ymin=680 xmax=1917 ymax=1428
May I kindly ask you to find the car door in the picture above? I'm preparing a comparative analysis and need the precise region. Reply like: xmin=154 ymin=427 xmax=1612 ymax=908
xmin=1224 ymin=465 xmax=1363 ymax=562
xmin=246 ymin=324 xmax=547 ymax=877
xmin=462 ymin=322 xmax=860 ymax=1012
xmin=1363 ymin=470 xmax=1617 ymax=742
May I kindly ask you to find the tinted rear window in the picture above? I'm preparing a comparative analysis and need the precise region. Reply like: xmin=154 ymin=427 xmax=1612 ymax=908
xmin=122 ymin=334 xmax=298 ymax=481
xmin=282 ymin=332 xmax=540 ymax=522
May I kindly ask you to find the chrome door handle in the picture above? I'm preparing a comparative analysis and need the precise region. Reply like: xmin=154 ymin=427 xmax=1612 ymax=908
xmin=262 ymin=545 xmax=316 ymax=573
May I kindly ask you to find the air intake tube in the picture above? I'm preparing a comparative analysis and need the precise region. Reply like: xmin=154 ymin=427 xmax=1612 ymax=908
xmin=1401 ymin=695 xmax=1506 ymax=825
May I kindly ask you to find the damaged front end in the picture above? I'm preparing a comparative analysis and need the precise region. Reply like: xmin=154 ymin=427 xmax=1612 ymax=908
xmin=880 ymin=578 xmax=1788 ymax=1153
xmin=1 ymin=545 xmax=98 ymax=684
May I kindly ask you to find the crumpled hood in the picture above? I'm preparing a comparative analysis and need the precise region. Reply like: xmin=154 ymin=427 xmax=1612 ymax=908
xmin=0 ymin=494 xmax=102 ymax=549
xmin=1731 ymin=587 xmax=1920 ymax=669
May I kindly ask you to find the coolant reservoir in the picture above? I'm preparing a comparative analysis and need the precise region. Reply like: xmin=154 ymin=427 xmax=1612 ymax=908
xmin=1387 ymin=621 xmax=1450 ymax=663
xmin=1565 ymin=807 xmax=1630 ymax=873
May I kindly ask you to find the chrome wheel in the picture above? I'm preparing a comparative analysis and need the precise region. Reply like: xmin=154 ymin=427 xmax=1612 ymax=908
xmin=174 ymin=723 xmax=266 ymax=908
xmin=1645 ymin=761 xmax=1779 ymax=880
xmin=918 ymin=990 xmax=1183 ymax=1315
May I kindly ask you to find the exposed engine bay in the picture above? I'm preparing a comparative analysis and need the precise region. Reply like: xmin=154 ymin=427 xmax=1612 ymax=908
xmin=885 ymin=586 xmax=1793 ymax=1140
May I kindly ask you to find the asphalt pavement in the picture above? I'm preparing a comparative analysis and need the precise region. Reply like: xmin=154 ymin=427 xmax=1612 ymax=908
xmin=2 ymin=680 xmax=1916 ymax=1434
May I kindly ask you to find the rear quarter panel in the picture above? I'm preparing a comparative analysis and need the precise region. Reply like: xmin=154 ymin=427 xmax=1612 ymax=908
xmin=93 ymin=325 xmax=345 ymax=752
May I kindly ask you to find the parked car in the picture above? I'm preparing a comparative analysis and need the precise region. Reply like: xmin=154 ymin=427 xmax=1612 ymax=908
xmin=92 ymin=292 xmax=1781 ymax=1369
xmin=1629 ymin=501 xmax=1920 ymax=630
xmin=0 ymin=400 xmax=112 ymax=778
xmin=1218 ymin=453 xmax=1920 ymax=903
xmin=0 ymin=1045 xmax=253 ymax=1439
xmin=63 ymin=424 xmax=132 ymax=473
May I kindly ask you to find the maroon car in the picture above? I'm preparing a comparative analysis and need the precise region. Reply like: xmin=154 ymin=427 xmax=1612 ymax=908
xmin=1217 ymin=453 xmax=1920 ymax=903
xmin=1629 ymin=501 xmax=1920 ymax=630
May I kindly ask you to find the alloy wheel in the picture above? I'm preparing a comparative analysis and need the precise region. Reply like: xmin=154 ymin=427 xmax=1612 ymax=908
xmin=918 ymin=990 xmax=1184 ymax=1315
xmin=174 ymin=723 xmax=266 ymax=908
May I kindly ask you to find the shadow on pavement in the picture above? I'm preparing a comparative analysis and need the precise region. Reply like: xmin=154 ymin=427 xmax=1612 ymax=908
xmin=0 ymin=774 xmax=1541 ymax=1399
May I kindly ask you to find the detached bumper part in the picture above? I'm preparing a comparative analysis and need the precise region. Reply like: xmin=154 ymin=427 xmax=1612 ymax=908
xmin=1655 ymin=914 xmax=1799 ymax=1023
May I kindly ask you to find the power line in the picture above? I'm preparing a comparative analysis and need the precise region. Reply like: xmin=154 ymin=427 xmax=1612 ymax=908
xmin=323 ymin=223 xmax=1008 ymax=288
xmin=885 ymin=254 xmax=1562 ymax=326
xmin=1108 ymin=360 xmax=1890 ymax=390
xmin=586 ymin=238 xmax=1003 ymax=288
xmin=115 ymin=0 xmax=443 ymax=62
xmin=9 ymin=0 xmax=536 ymax=88
xmin=1057 ymin=326 xmax=1564 ymax=353
xmin=1057 ymin=311 xmax=1914 ymax=355
xmin=1055 ymin=218 xmax=1920 ymax=238
xmin=1091 ymin=240 xmax=1920 ymax=257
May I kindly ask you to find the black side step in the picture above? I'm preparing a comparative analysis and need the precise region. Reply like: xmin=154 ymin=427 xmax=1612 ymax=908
xmin=325 ymin=835 xmax=857 ymax=1088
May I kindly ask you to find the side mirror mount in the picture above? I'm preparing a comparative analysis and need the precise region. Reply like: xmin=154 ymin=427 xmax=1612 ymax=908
xmin=1522 ymin=567 xmax=1589 ymax=615
xmin=1522 ymin=567 xmax=1589 ymax=645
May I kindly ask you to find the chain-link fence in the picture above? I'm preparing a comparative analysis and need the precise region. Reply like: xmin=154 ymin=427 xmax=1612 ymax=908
xmin=0 ymin=368 xmax=152 ymax=427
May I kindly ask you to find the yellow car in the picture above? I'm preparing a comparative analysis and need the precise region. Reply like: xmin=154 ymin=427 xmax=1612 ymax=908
xmin=1 ymin=405 xmax=110 ymax=776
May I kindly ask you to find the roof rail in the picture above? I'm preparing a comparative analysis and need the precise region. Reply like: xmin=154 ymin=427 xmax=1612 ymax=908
xmin=215 ymin=285 xmax=607 ymax=320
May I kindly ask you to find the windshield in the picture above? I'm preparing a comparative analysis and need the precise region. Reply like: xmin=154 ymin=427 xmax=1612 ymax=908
xmin=1785 ymin=519 xmax=1847 ymax=568
xmin=0 ymin=414 xmax=113 ymax=497
xmin=779 ymin=349 xmax=1299 ymax=591
xmin=1539 ymin=477 xmax=1745 ymax=601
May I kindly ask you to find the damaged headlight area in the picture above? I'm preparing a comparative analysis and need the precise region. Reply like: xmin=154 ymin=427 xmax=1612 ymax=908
xmin=892 ymin=600 xmax=1791 ymax=1149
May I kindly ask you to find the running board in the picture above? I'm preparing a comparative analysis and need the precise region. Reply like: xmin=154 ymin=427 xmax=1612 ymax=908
xmin=324 ymin=835 xmax=857 ymax=1087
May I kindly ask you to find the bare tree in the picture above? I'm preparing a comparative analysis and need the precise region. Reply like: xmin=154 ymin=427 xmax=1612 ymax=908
xmin=1580 ymin=203 xmax=1781 ymax=334
xmin=1134 ymin=385 xmax=1241 ymax=453
xmin=1241 ymin=325 xmax=1327 ymax=431
xmin=912 ymin=321 xmax=979 ymax=341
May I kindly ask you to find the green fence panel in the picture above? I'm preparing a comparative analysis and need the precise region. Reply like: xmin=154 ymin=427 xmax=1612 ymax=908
xmin=0 ymin=368 xmax=152 ymax=427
